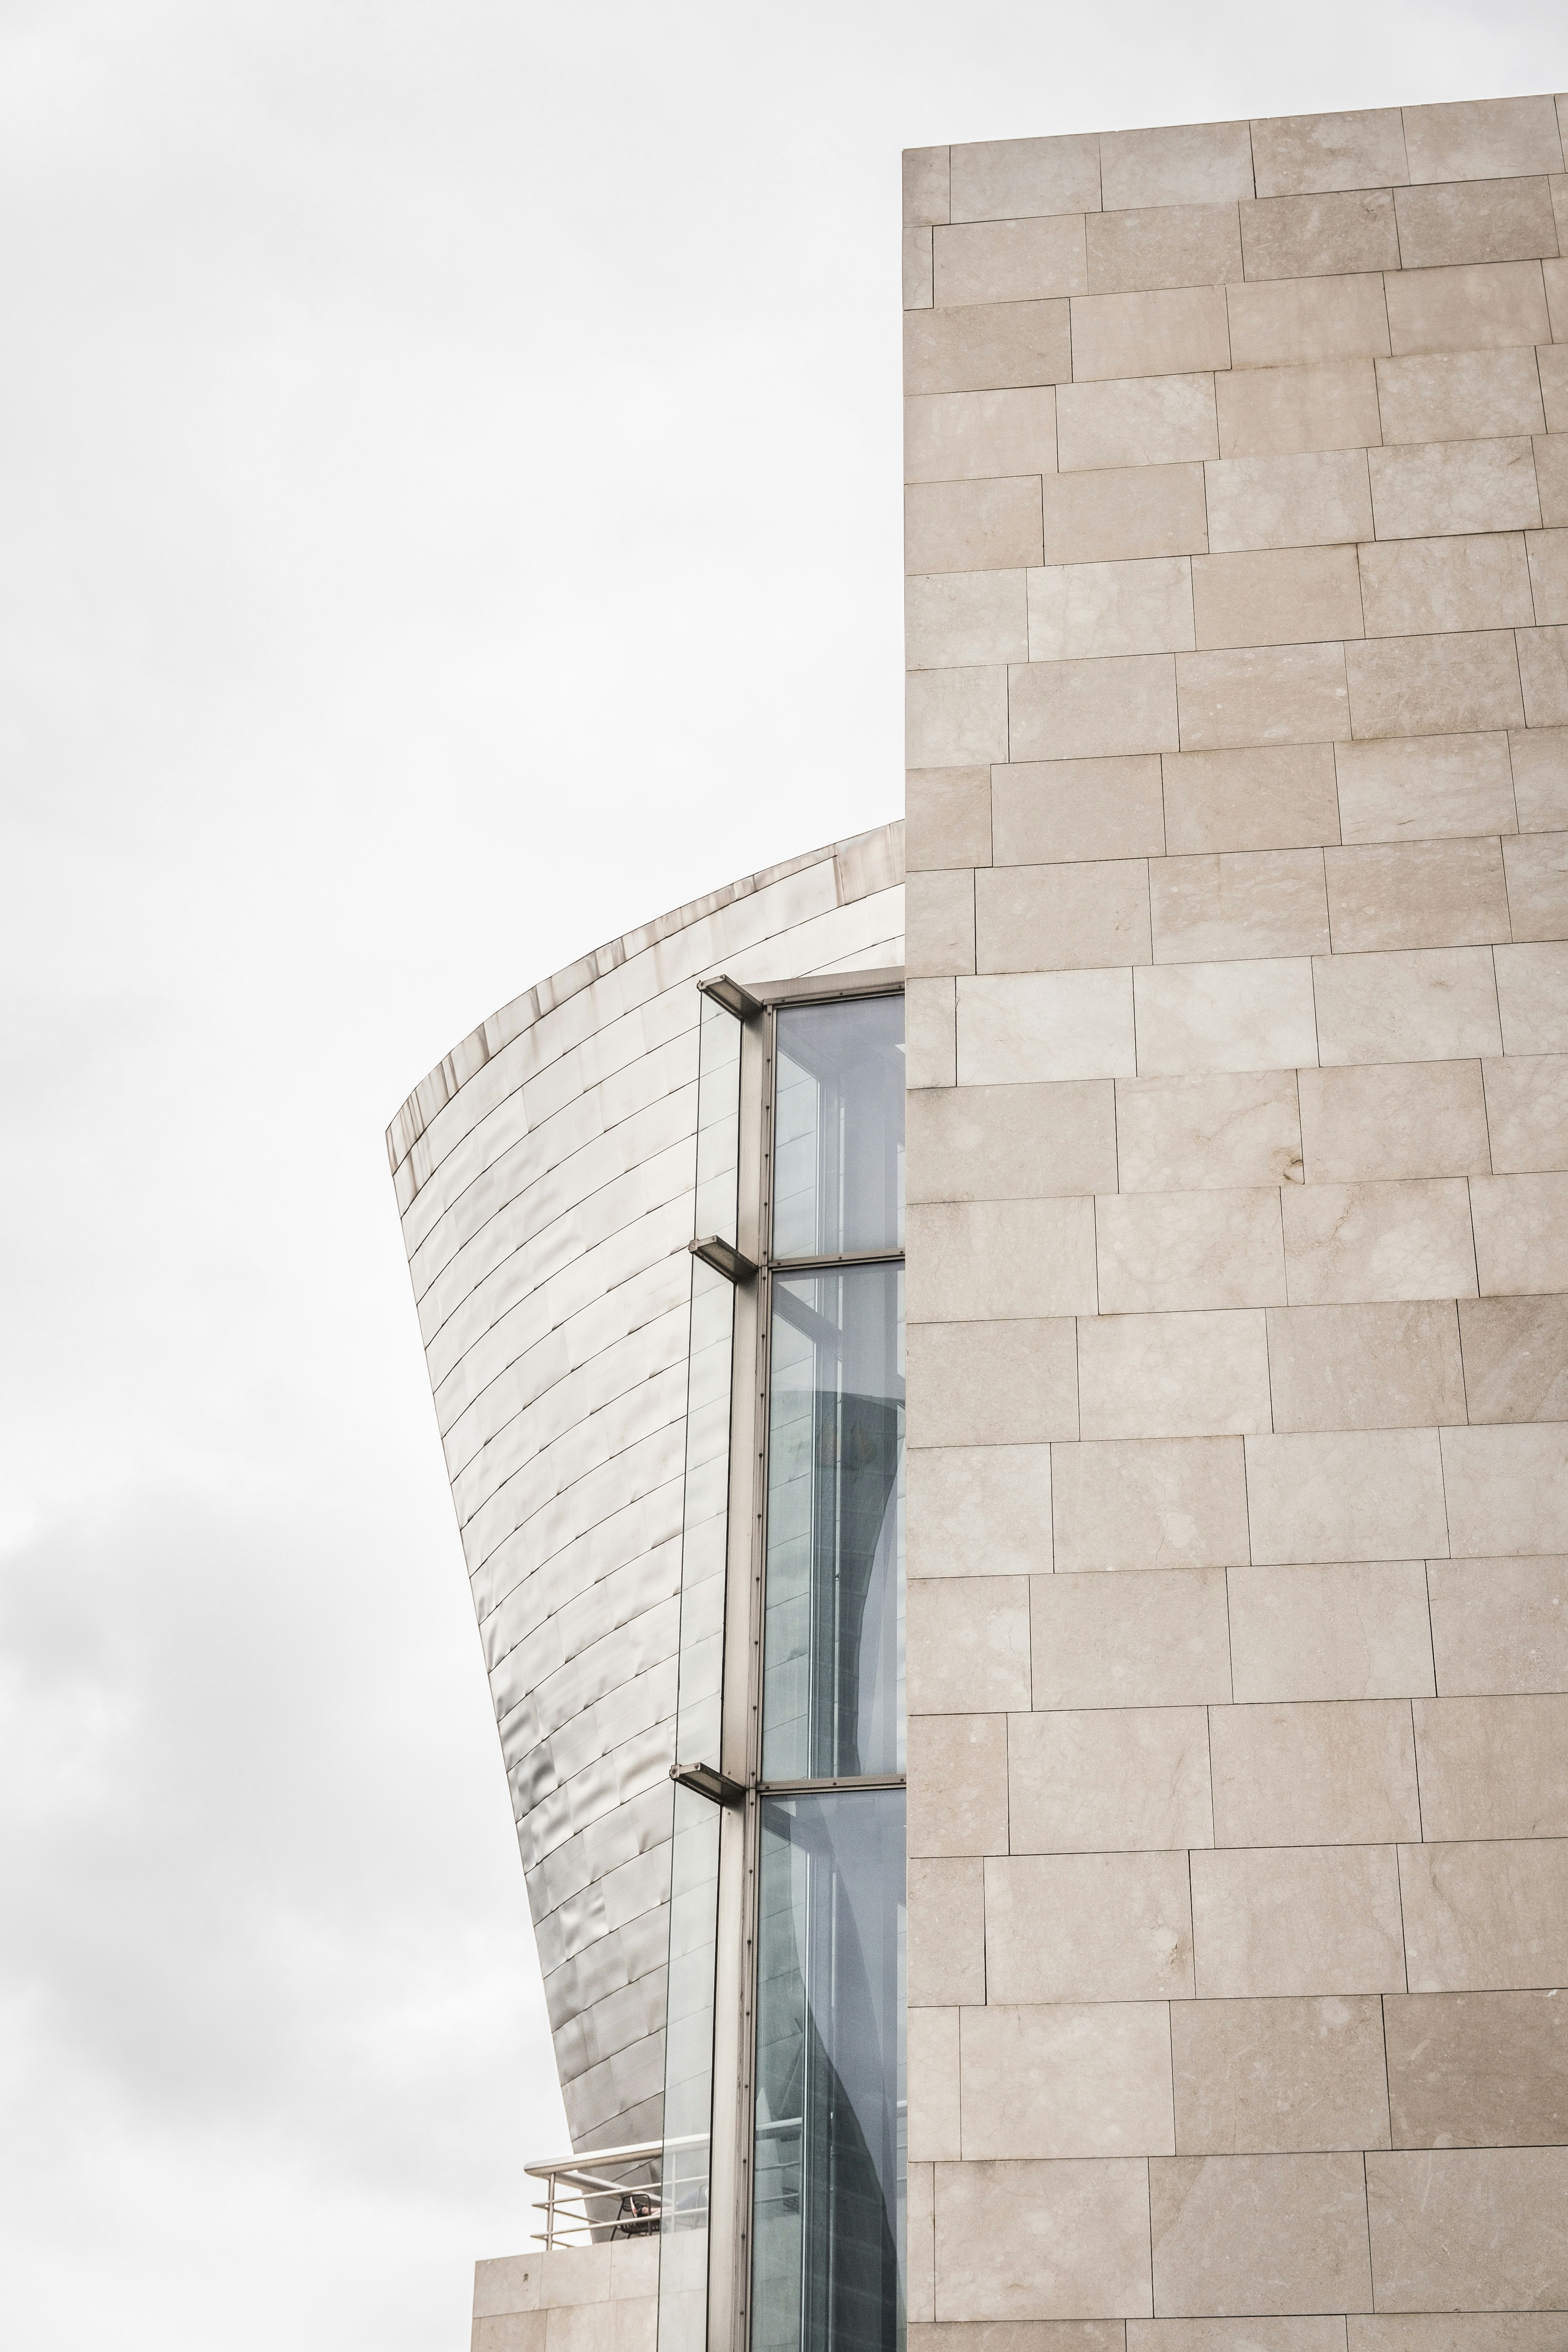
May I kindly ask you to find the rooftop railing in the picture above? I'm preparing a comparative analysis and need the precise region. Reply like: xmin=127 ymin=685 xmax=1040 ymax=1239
xmin=524 ymin=2132 xmax=710 ymax=2249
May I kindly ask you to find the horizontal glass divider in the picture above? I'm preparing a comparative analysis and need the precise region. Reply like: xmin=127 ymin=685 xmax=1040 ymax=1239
xmin=764 ymin=1250 xmax=905 ymax=1273
xmin=754 ymin=1775 xmax=906 ymax=1795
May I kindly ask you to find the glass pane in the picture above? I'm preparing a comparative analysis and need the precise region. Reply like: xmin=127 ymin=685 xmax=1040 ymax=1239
xmin=751 ymin=1791 xmax=906 ymax=2352
xmin=773 ymin=997 xmax=904 ymax=1261
xmin=762 ymin=1265 xmax=904 ymax=1782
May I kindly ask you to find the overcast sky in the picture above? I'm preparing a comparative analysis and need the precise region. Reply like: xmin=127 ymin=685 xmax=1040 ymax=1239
xmin=4 ymin=4 xmax=1567 ymax=2346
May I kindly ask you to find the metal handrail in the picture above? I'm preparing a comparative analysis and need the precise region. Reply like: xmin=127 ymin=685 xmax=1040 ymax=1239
xmin=523 ymin=2133 xmax=710 ymax=2249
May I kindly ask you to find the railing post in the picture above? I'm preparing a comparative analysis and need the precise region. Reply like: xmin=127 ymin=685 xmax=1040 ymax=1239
xmin=546 ymin=2167 xmax=556 ymax=2250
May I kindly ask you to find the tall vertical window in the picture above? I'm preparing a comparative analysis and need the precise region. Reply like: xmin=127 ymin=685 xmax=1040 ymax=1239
xmin=750 ymin=995 xmax=905 ymax=2352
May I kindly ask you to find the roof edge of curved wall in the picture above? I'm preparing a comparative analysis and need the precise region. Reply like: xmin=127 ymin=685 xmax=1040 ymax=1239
xmin=384 ymin=817 xmax=906 ymax=1180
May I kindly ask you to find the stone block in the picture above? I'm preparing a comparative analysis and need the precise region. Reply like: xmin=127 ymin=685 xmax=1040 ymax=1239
xmin=1297 ymin=1058 xmax=1491 ymax=1181
xmin=1204 ymin=447 xmax=1373 ymax=551
xmin=906 ymin=1316 xmax=1080 ymax=1446
xmin=1007 ymin=1705 xmax=1214 ymax=1853
xmin=1149 ymin=2152 xmax=1373 ymax=2315
xmin=1057 ymin=374 xmax=1219 ymax=470
xmin=909 ymin=2005 xmax=962 ymax=2160
xmin=1427 ymin=1555 xmax=1568 ymax=1694
xmin=1011 ymin=653 xmax=1180 ymax=760
xmin=1051 ymin=1434 xmax=1250 ymax=1571
xmin=1039 ymin=465 xmax=1209 ymax=565
xmin=948 ymin=134 xmax=1102 ymax=224
xmin=1440 ymin=1421 xmax=1568 ymax=1556
xmin=1095 ymin=1186 xmax=1287 ymax=1312
xmin=1324 ymin=837 xmax=1510 ymax=951
xmin=907 ymin=1857 xmax=985 ymax=2005
xmin=1385 ymin=1989 xmax=1568 ymax=2149
xmin=957 ymin=969 xmax=1137 ymax=1083
xmin=960 ymin=2004 xmax=1176 ymax=2158
xmin=906 ymin=867 xmax=975 ymax=977
xmin=1471 ymin=1171 xmax=1568 ymax=1295
xmin=906 ymin=1196 xmax=1098 ymax=1321
xmin=1228 ymin=1560 xmax=1436 ymax=1702
xmin=1191 ymin=544 xmax=1363 ymax=650
xmin=986 ymin=1850 xmax=1196 ymax=2002
xmin=1395 ymin=176 xmax=1560 ymax=271
xmin=1100 ymin=120 xmax=1255 ymax=211
xmin=1401 ymin=96 xmax=1565 ymax=185
xmin=1028 ymin=557 xmax=1194 ymax=661
xmin=1312 ymin=944 xmax=1502 ymax=1064
xmin=1114 ymin=1069 xmax=1304 ymax=1192
xmin=1150 ymin=849 xmax=1330 ymax=963
xmin=1333 ymin=731 xmax=1517 ymax=843
xmin=1527 ymin=528 xmax=1568 ymax=626
xmin=1209 ymin=1697 xmax=1422 ymax=1846
xmin=991 ymin=756 xmax=1166 ymax=865
xmin=1366 ymin=2147 xmax=1568 ymax=2312
xmin=1250 ymin=108 xmax=1409 ymax=200
xmin=907 ymin=1078 xmax=1117 ymax=1201
xmin=907 ymin=975 xmax=957 ymax=1090
xmin=1069 ymin=287 xmax=1231 ymax=382
xmin=1029 ymin=1564 xmax=1233 ymax=1705
xmin=1076 ymin=1310 xmax=1272 ymax=1439
xmin=976 ymin=858 xmax=1150 ymax=973
xmin=1190 ymin=1843 xmax=1407 ymax=1996
xmin=907 ymin=572 xmax=1030 ymax=669
xmin=907 ymin=1713 xmax=1010 ymax=1857
xmin=1176 ymin=643 xmax=1350 ymax=749
xmin=1171 ymin=1994 xmax=1392 ymax=2152
xmin=1517 ymin=625 xmax=1568 ymax=726
xmin=1239 ymin=189 xmax=1400 ymax=281
xmin=907 ymin=1443 xmax=1053 ymax=1578
xmin=1383 ymin=261 xmax=1552 ymax=355
xmin=1367 ymin=437 xmax=1542 ymax=538
xmin=934 ymin=2158 xmax=1154 ymax=2320
xmin=1086 ymin=204 xmax=1243 ymax=294
xmin=1266 ymin=1300 xmax=1467 ymax=1427
xmin=907 ymin=666 xmax=1009 ymax=767
xmin=934 ymin=217 xmax=1089 ymax=307
xmin=905 ymin=147 xmax=951 ymax=227
xmin=1374 ymin=347 xmax=1547 ymax=444
xmin=1400 ymin=1836 xmax=1568 ymax=1990
xmin=1216 ymin=359 xmax=1382 ymax=457
xmin=1162 ymin=746 xmax=1341 ymax=854
xmin=1226 ymin=274 xmax=1390 ymax=369
xmin=906 ymin=300 xmax=1074 ymax=395
xmin=907 ymin=479 xmax=1046 ymax=574
xmin=1345 ymin=631 xmax=1524 ymax=738
xmin=1459 ymin=1296 xmax=1568 ymax=1421
xmin=1495 ymin=942 xmax=1568 ymax=1053
xmin=905 ymin=387 xmax=1060 ymax=483
xmin=1244 ymin=1427 xmax=1449 ymax=1563
xmin=1132 ymin=958 xmax=1319 ymax=1076
xmin=1358 ymin=531 xmax=1534 ymax=638
xmin=1414 ymin=1693 xmax=1568 ymax=1838
xmin=1483 ymin=1050 xmax=1568 ymax=1169
xmin=907 ymin=766 xmax=993 ymax=871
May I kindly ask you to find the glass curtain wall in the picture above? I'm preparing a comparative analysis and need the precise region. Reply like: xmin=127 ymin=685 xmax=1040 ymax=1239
xmin=751 ymin=995 xmax=906 ymax=2352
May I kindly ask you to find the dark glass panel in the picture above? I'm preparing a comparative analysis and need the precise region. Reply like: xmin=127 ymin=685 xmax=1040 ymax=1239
xmin=773 ymin=997 xmax=905 ymax=1262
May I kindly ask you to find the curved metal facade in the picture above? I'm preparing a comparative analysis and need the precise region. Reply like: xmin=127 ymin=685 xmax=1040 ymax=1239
xmin=388 ymin=825 xmax=905 ymax=2151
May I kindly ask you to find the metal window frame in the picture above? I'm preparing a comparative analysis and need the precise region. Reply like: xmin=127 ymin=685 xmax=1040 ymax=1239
xmin=699 ymin=974 xmax=906 ymax=2352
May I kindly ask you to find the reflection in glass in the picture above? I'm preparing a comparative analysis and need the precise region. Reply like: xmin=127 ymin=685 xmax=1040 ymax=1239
xmin=751 ymin=1791 xmax=906 ymax=2352
xmin=763 ymin=1266 xmax=904 ymax=1783
xmin=773 ymin=998 xmax=905 ymax=1262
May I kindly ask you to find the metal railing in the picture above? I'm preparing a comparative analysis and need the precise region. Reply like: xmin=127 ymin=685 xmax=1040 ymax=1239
xmin=524 ymin=2132 xmax=710 ymax=2249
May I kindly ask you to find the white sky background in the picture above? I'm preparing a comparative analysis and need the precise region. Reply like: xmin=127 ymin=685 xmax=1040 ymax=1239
xmin=3 ymin=3 xmax=1567 ymax=2345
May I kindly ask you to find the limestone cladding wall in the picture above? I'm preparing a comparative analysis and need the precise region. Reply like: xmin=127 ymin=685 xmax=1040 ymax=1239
xmin=903 ymin=93 xmax=1568 ymax=2341
xmin=470 ymin=2237 xmax=656 ymax=2352
xmin=388 ymin=828 xmax=903 ymax=2151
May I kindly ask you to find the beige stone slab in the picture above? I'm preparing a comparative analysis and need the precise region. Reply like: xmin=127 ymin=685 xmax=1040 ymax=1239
xmin=911 ymin=2321 xmax=1128 ymax=2352
xmin=1087 ymin=205 xmax=1243 ymax=295
xmin=945 ymin=134 xmax=1105 ymax=227
xmin=1483 ymin=1050 xmax=1568 ymax=1169
xmin=961 ymin=2004 xmax=1176 ymax=2159
xmin=1191 ymin=546 xmax=1363 ymax=652
xmin=975 ymin=859 xmax=1152 ymax=973
xmin=1441 ymin=1421 xmax=1568 ymax=1556
xmin=1136 ymin=2320 xmax=1349 ymax=2352
xmin=909 ymin=1857 xmax=986 ymax=2003
xmin=907 ymin=1443 xmax=1053 ymax=1579
xmin=906 ymin=1317 xmax=1080 ymax=1447
xmin=1298 ymin=1059 xmax=1490 ymax=1180
xmin=909 ymin=2004 xmax=962 ymax=2159
xmin=1097 ymin=1188 xmax=1287 ymax=1314
xmin=991 ymin=757 xmax=1166 ymax=865
xmin=1071 ymin=287 xmax=1231 ymax=383
xmin=1510 ymin=728 xmax=1568 ymax=829
xmin=1345 ymin=631 xmax=1525 ymax=739
xmin=987 ymin=1850 xmax=1196 ymax=2002
xmin=934 ymin=218 xmax=1089 ymax=309
xmin=1008 ymin=1704 xmax=1214 ymax=1852
xmin=1415 ymin=1691 xmax=1568 ymax=1838
xmin=1366 ymin=2146 xmax=1568 ymax=2312
xmin=1471 ymin=1171 xmax=1568 ymax=1293
xmin=1350 ymin=2322 xmax=1568 ymax=2352
xmin=1101 ymin=121 xmax=1256 ymax=212
xmin=908 ymin=1576 xmax=1032 ymax=1715
xmin=1053 ymin=1434 xmax=1250 ymax=1571
xmin=1395 ymin=178 xmax=1561 ymax=271
xmin=1385 ymin=1988 xmax=1568 ymax=2149
xmin=948 ymin=135 xmax=1103 ymax=225
xmin=1077 ymin=1309 xmax=1271 ymax=1441
xmin=1011 ymin=655 xmax=1180 ymax=762
xmin=1402 ymin=97 xmax=1566 ymax=186
xmin=1495 ymin=941 xmax=1568 ymax=1053
xmin=908 ymin=2167 xmax=935 ymax=2325
xmin=1359 ymin=532 xmax=1534 ymax=637
xmin=1401 ymin=1835 xmax=1568 ymax=1990
xmin=1172 ymin=1994 xmax=1392 ymax=2154
xmin=1543 ymin=339 xmax=1568 ymax=430
xmin=1326 ymin=837 xmax=1511 ymax=952
xmin=1030 ymin=1563 xmax=1234 ymax=1704
xmin=1116 ymin=1070 xmax=1304 ymax=1193
xmin=907 ymin=572 xmax=1031 ymax=670
xmin=1210 ymin=1697 xmax=1422 ymax=1846
xmin=1368 ymin=437 xmax=1542 ymax=539
xmin=1229 ymin=1560 xmax=1436 ymax=1702
xmin=907 ymin=767 xmax=993 ymax=873
xmin=958 ymin=969 xmax=1137 ymax=1085
xmin=1133 ymin=958 xmax=1319 ymax=1076
xmin=1152 ymin=2151 xmax=1373 ymax=2316
xmin=1216 ymin=359 xmax=1382 ymax=457
xmin=906 ymin=301 xmax=1074 ymax=396
xmin=1251 ymin=107 xmax=1409 ymax=200
xmin=1427 ymin=1555 xmax=1568 ymax=1695
xmin=907 ymin=1197 xmax=1098 ymax=1322
xmin=1205 ymin=448 xmax=1373 ymax=553
xmin=1163 ymin=746 xmax=1342 ymax=854
xmin=908 ymin=666 xmax=1010 ymax=767
xmin=1334 ymin=733 xmax=1517 ymax=843
xmin=1548 ymin=258 xmax=1568 ymax=347
xmin=908 ymin=1713 xmax=1010 ymax=1856
xmin=934 ymin=2158 xmax=1154 ymax=2321
xmin=905 ymin=147 xmax=951 ymax=227
xmin=1268 ymin=1299 xmax=1468 ymax=1426
xmin=1531 ymin=428 xmax=1568 ymax=541
xmin=907 ymin=1078 xmax=1116 ymax=1202
xmin=1241 ymin=190 xmax=1399 ymax=282
xmin=905 ymin=225 xmax=934 ymax=312
xmin=1528 ymin=529 xmax=1568 ymax=627
xmin=906 ymin=388 xmax=1060 ymax=485
xmin=907 ymin=479 xmax=1045 ymax=575
xmin=1246 ymin=1427 xmax=1450 ymax=1563
xmin=1313 ymin=945 xmax=1503 ymax=1065
xmin=1192 ymin=1842 xmax=1407 ymax=1995
xmin=1056 ymin=374 xmax=1219 ymax=472
xmin=1028 ymin=557 xmax=1194 ymax=661
xmin=1375 ymin=347 xmax=1547 ymax=445
xmin=1151 ymin=851 xmax=1330 ymax=964
xmin=1519 ymin=622 xmax=1568 ymax=727
xmin=1177 ymin=644 xmax=1350 ymax=750
xmin=1039 ymin=463 xmax=1209 ymax=566
xmin=907 ymin=867 xmax=976 ymax=977
xmin=1227 ymin=274 xmax=1390 ymax=371
xmin=1384 ymin=261 xmax=1552 ymax=356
